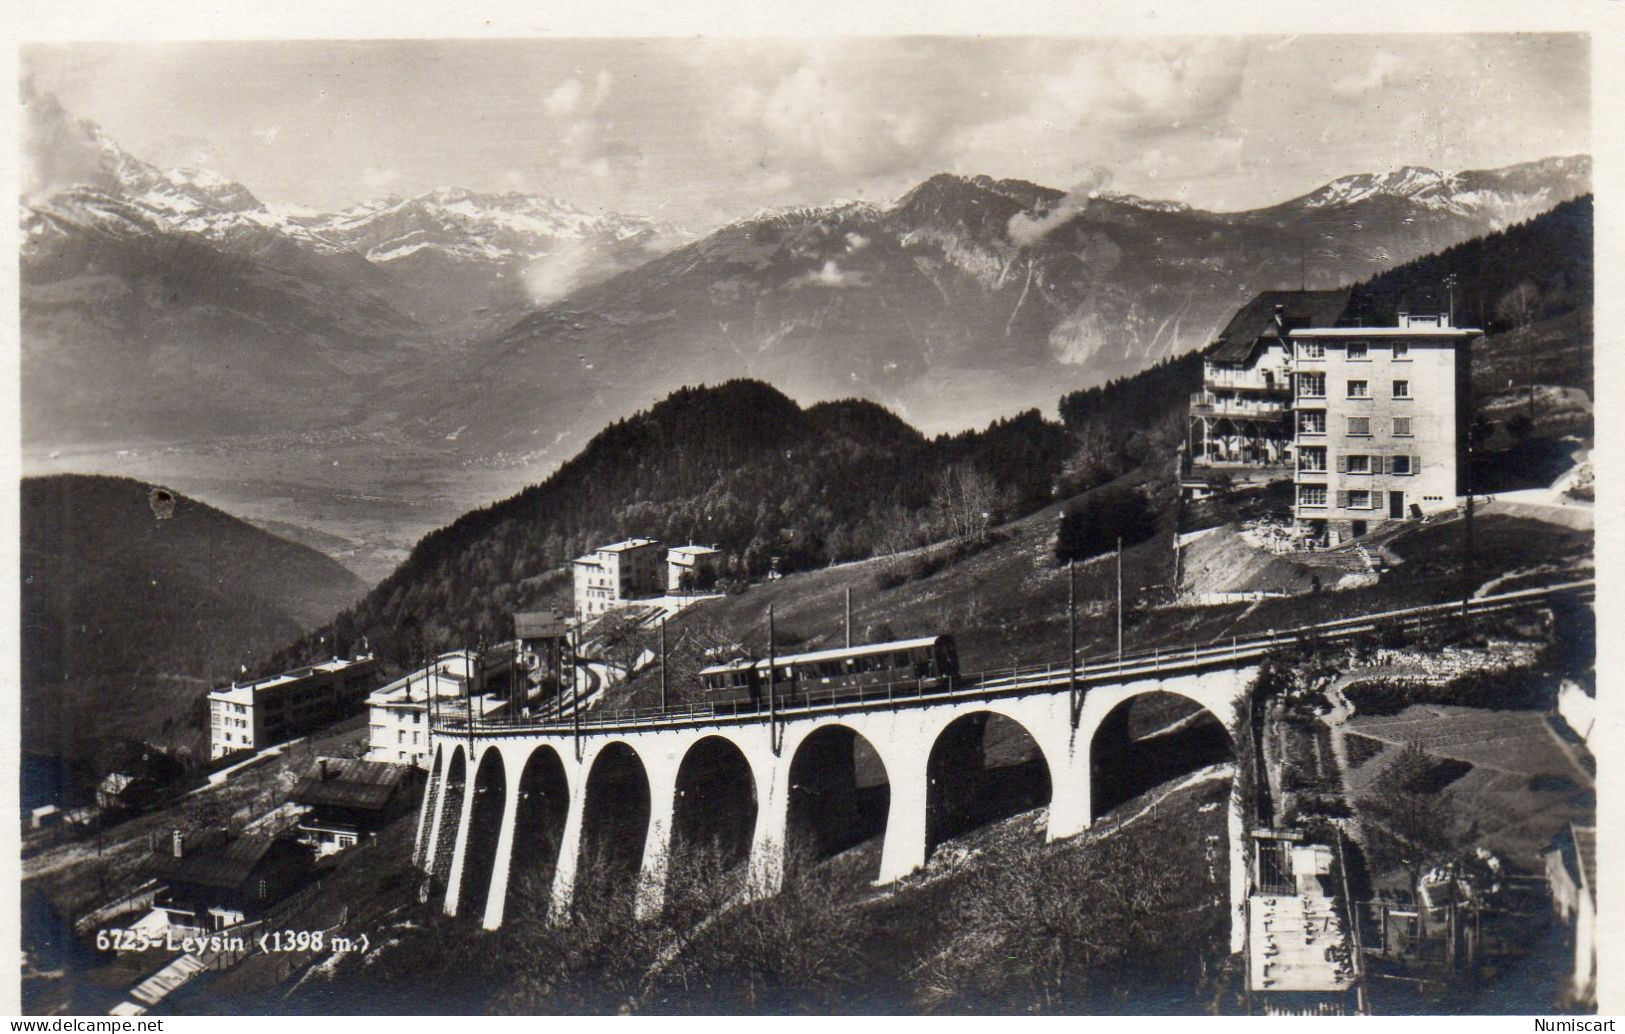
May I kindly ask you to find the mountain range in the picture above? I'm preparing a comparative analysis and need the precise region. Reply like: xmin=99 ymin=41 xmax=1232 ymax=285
xmin=19 ymin=87 xmax=1592 ymax=579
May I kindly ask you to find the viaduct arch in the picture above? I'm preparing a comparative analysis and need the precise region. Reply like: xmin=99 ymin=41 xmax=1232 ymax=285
xmin=425 ymin=664 xmax=1255 ymax=949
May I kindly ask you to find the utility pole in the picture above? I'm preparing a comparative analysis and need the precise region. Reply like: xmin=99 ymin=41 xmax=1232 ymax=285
xmin=845 ymin=587 xmax=852 ymax=649
xmin=1464 ymin=437 xmax=1476 ymax=616
xmin=768 ymin=604 xmax=777 ymax=722
xmin=1116 ymin=537 xmax=1124 ymax=665
xmin=659 ymin=617 xmax=668 ymax=713
xmin=1068 ymin=558 xmax=1078 ymax=720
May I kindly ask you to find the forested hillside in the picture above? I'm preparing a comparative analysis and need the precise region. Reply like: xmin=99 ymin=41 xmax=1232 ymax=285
xmin=21 ymin=475 xmax=366 ymax=764
xmin=1346 ymin=195 xmax=1592 ymax=342
xmin=274 ymin=381 xmax=1080 ymax=666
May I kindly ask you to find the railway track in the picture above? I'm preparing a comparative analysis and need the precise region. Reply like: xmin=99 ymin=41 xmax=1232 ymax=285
xmin=441 ymin=579 xmax=1593 ymax=737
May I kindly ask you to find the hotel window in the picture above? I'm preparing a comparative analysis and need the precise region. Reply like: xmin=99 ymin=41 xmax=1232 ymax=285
xmin=1392 ymin=342 xmax=1410 ymax=360
xmin=1346 ymin=342 xmax=1369 ymax=360
xmin=1347 ymin=379 xmax=1370 ymax=398
xmin=1298 ymin=485 xmax=1327 ymax=507
xmin=1393 ymin=416 xmax=1412 ymax=436
xmin=1391 ymin=455 xmax=1413 ymax=475
xmin=1298 ymin=372 xmax=1326 ymax=397
xmin=1344 ymin=490 xmax=1372 ymax=509
xmin=1299 ymin=446 xmax=1327 ymax=472
xmin=1342 ymin=454 xmax=1371 ymax=474
xmin=1347 ymin=416 xmax=1371 ymax=435
xmin=1392 ymin=380 xmax=1410 ymax=399
xmin=1299 ymin=410 xmax=1327 ymax=434
xmin=1298 ymin=341 xmax=1324 ymax=359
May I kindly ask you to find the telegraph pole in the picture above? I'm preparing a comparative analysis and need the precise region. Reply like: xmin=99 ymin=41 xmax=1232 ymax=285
xmin=1068 ymin=558 xmax=1078 ymax=719
xmin=767 ymin=604 xmax=778 ymax=723
xmin=845 ymin=587 xmax=853 ymax=649
xmin=659 ymin=617 xmax=668 ymax=713
xmin=1116 ymin=537 xmax=1125 ymax=665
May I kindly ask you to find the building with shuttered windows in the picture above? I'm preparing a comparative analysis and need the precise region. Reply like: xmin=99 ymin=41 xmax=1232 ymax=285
xmin=1288 ymin=306 xmax=1476 ymax=545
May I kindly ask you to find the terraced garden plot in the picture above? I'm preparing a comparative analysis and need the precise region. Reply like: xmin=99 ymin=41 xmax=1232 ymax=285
xmin=1343 ymin=705 xmax=1594 ymax=868
xmin=1346 ymin=707 xmax=1588 ymax=783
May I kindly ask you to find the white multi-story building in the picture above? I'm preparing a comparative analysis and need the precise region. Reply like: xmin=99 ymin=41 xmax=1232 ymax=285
xmin=1290 ymin=306 xmax=1476 ymax=544
xmin=1188 ymin=290 xmax=1479 ymax=545
xmin=366 ymin=650 xmax=491 ymax=767
xmin=666 ymin=544 xmax=723 ymax=592
xmin=571 ymin=538 xmax=665 ymax=617
xmin=208 ymin=654 xmax=376 ymax=761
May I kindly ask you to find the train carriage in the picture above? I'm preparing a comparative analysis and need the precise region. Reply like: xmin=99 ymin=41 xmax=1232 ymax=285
xmin=699 ymin=634 xmax=958 ymax=706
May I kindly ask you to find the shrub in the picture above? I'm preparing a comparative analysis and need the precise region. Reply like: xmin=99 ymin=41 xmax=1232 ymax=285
xmin=1055 ymin=485 xmax=1156 ymax=564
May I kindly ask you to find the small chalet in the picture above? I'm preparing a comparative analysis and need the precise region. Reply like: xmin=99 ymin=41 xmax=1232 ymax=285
xmin=1543 ymin=822 xmax=1597 ymax=1007
xmin=96 ymin=771 xmax=156 ymax=813
xmin=148 ymin=830 xmax=313 ymax=933
xmin=291 ymin=757 xmax=415 ymax=856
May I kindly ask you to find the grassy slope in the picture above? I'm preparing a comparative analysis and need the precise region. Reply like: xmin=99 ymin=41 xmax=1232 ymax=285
xmin=237 ymin=768 xmax=1232 ymax=1015
xmin=611 ymin=476 xmax=1590 ymax=712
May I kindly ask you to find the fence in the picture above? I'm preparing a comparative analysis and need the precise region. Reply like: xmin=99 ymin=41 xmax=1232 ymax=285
xmin=434 ymin=580 xmax=1593 ymax=738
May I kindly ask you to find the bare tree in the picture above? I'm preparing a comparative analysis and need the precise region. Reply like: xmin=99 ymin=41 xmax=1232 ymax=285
xmin=931 ymin=463 xmax=1004 ymax=543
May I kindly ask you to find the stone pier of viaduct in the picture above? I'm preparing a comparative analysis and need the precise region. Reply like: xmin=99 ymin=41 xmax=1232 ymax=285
xmin=415 ymin=662 xmax=1258 ymax=952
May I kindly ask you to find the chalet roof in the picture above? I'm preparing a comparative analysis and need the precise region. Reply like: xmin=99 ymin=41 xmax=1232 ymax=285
xmin=1546 ymin=822 xmax=1597 ymax=901
xmin=514 ymin=611 xmax=570 ymax=639
xmin=148 ymin=833 xmax=289 ymax=890
xmin=1209 ymin=289 xmax=1353 ymax=364
xmin=99 ymin=772 xmax=138 ymax=795
xmin=1573 ymin=824 xmax=1597 ymax=897
xmin=290 ymin=758 xmax=408 ymax=812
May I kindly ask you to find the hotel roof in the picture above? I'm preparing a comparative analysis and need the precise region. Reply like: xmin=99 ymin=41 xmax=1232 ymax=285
xmin=1208 ymin=289 xmax=1353 ymax=364
xmin=668 ymin=544 xmax=721 ymax=557
xmin=209 ymin=654 xmax=374 ymax=703
xmin=598 ymin=538 xmax=661 ymax=553
xmin=1288 ymin=326 xmax=1481 ymax=338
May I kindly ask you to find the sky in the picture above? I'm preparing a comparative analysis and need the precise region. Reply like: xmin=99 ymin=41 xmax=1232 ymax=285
xmin=20 ymin=34 xmax=1591 ymax=231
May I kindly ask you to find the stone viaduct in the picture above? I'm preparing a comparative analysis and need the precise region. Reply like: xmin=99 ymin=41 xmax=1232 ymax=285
xmin=415 ymin=658 xmax=1258 ymax=951
xmin=408 ymin=578 xmax=1587 ymax=964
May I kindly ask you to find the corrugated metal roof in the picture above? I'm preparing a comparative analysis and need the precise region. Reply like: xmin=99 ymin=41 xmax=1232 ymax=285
xmin=1209 ymin=289 xmax=1353 ymax=363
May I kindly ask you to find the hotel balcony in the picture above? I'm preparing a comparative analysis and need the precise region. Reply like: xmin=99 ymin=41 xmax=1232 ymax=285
xmin=1200 ymin=364 xmax=1292 ymax=393
xmin=1189 ymin=392 xmax=1291 ymax=421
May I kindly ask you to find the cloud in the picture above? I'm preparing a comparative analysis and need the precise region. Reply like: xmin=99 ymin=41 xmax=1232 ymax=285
xmin=544 ymin=70 xmax=615 ymax=118
xmin=521 ymin=238 xmax=605 ymax=305
xmin=1007 ymin=166 xmax=1112 ymax=248
xmin=791 ymin=259 xmax=869 ymax=289
xmin=20 ymin=77 xmax=116 ymax=201
xmin=252 ymin=125 xmax=281 ymax=146
xmin=1331 ymin=51 xmax=1404 ymax=98
xmin=544 ymin=78 xmax=584 ymax=116
xmin=360 ymin=166 xmax=402 ymax=190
